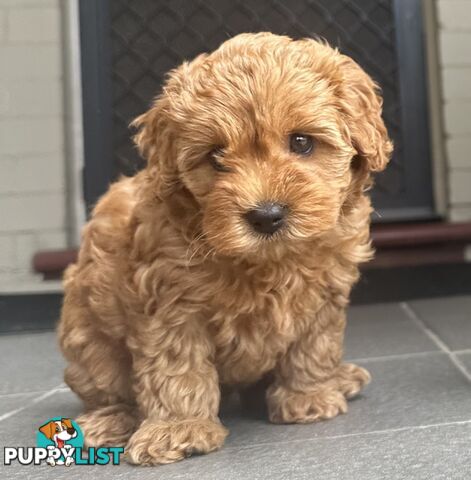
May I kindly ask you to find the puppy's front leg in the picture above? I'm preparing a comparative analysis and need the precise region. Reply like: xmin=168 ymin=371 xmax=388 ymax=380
xmin=267 ymin=302 xmax=370 ymax=424
xmin=125 ymin=314 xmax=227 ymax=465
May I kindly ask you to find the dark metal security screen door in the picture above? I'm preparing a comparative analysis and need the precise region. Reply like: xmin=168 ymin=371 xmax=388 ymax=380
xmin=79 ymin=0 xmax=435 ymax=221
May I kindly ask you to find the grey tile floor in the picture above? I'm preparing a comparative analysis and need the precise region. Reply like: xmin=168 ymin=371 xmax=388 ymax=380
xmin=0 ymin=295 xmax=470 ymax=479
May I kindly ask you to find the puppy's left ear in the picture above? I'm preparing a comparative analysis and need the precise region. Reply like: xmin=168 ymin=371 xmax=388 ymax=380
xmin=337 ymin=55 xmax=393 ymax=172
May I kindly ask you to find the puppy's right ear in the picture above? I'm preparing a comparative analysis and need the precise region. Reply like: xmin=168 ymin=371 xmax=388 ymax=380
xmin=39 ymin=421 xmax=55 ymax=440
xmin=132 ymin=59 xmax=196 ymax=200
xmin=131 ymin=92 xmax=178 ymax=198
xmin=131 ymin=55 xmax=208 ymax=198
xmin=131 ymin=95 xmax=171 ymax=166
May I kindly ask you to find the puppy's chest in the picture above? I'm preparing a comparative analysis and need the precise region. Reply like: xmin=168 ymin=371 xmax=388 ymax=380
xmin=207 ymin=308 xmax=295 ymax=385
xmin=203 ymin=274 xmax=323 ymax=385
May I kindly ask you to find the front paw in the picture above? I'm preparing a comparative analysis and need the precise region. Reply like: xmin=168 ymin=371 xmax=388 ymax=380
xmin=266 ymin=363 xmax=370 ymax=424
xmin=336 ymin=363 xmax=371 ymax=399
xmin=125 ymin=418 xmax=228 ymax=465
xmin=267 ymin=384 xmax=348 ymax=424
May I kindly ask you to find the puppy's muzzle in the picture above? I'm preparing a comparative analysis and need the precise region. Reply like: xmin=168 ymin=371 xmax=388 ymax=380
xmin=244 ymin=202 xmax=287 ymax=235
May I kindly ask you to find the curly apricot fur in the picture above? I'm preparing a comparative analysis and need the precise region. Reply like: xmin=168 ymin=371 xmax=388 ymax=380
xmin=58 ymin=33 xmax=391 ymax=465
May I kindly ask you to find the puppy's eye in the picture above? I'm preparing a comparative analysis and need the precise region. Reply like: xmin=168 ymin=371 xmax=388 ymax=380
xmin=208 ymin=147 xmax=230 ymax=172
xmin=55 ymin=426 xmax=60 ymax=432
xmin=289 ymin=134 xmax=314 ymax=156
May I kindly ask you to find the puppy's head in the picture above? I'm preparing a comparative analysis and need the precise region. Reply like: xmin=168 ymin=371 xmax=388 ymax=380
xmin=133 ymin=33 xmax=392 ymax=258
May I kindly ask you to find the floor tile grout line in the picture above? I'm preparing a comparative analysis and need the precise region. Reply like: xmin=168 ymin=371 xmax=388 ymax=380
xmin=452 ymin=348 xmax=471 ymax=355
xmin=400 ymin=302 xmax=451 ymax=352
xmin=224 ymin=419 xmax=471 ymax=452
xmin=346 ymin=350 xmax=445 ymax=364
xmin=0 ymin=383 xmax=66 ymax=423
xmin=447 ymin=354 xmax=471 ymax=383
xmin=0 ymin=387 xmax=70 ymax=399
xmin=401 ymin=302 xmax=471 ymax=383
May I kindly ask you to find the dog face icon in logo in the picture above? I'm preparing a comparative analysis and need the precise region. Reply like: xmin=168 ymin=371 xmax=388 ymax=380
xmin=39 ymin=418 xmax=77 ymax=448
xmin=38 ymin=418 xmax=80 ymax=466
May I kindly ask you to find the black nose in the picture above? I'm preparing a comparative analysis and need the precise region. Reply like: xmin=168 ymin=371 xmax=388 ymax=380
xmin=67 ymin=427 xmax=75 ymax=435
xmin=244 ymin=202 xmax=287 ymax=235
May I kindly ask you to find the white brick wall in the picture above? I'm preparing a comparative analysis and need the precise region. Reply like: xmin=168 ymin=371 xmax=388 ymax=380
xmin=0 ymin=0 xmax=67 ymax=289
xmin=8 ymin=7 xmax=60 ymax=43
xmin=438 ymin=0 xmax=471 ymax=30
xmin=437 ymin=0 xmax=471 ymax=221
xmin=447 ymin=137 xmax=471 ymax=168
xmin=5 ymin=79 xmax=63 ymax=116
xmin=444 ymin=103 xmax=471 ymax=136
xmin=0 ymin=10 xmax=6 ymax=43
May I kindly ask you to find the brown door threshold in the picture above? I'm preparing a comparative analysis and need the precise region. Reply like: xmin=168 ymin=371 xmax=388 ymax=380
xmin=369 ymin=221 xmax=471 ymax=269
xmin=33 ymin=249 xmax=78 ymax=280
xmin=371 ymin=221 xmax=471 ymax=248
xmin=371 ymin=243 xmax=466 ymax=268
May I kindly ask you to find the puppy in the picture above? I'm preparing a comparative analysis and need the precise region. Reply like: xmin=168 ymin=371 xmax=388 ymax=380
xmin=58 ymin=32 xmax=392 ymax=465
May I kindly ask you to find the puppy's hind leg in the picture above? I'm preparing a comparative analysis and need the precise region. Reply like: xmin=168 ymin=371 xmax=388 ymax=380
xmin=76 ymin=404 xmax=140 ymax=448
xmin=63 ymin=359 xmax=140 ymax=448
xmin=64 ymin=357 xmax=132 ymax=411
xmin=65 ymin=363 xmax=140 ymax=447
xmin=59 ymin=292 xmax=134 ymax=405
xmin=59 ymin=301 xmax=137 ymax=446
